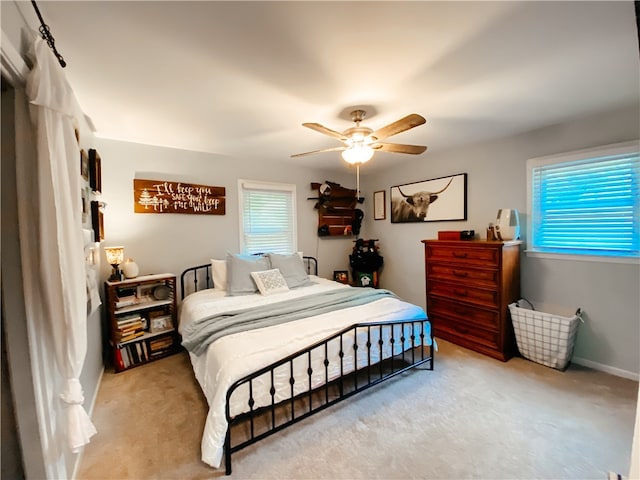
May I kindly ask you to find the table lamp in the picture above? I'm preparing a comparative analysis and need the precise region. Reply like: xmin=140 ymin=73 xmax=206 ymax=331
xmin=104 ymin=246 xmax=125 ymax=281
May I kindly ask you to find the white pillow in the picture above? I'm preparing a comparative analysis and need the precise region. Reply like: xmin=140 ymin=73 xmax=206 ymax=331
xmin=250 ymin=269 xmax=290 ymax=296
xmin=210 ymin=259 xmax=227 ymax=290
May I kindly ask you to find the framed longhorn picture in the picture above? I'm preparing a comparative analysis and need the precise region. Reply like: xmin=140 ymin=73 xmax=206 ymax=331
xmin=390 ymin=173 xmax=467 ymax=223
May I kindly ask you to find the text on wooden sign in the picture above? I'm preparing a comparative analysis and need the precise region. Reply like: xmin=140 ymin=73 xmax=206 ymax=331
xmin=134 ymin=179 xmax=226 ymax=215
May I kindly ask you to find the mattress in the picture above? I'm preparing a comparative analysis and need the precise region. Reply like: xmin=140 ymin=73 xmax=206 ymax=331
xmin=179 ymin=276 xmax=429 ymax=468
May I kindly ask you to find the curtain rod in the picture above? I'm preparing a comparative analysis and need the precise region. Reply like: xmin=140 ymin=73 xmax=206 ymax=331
xmin=31 ymin=0 xmax=66 ymax=68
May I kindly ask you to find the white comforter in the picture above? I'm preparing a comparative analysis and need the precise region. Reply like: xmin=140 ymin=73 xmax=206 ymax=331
xmin=179 ymin=276 xmax=428 ymax=468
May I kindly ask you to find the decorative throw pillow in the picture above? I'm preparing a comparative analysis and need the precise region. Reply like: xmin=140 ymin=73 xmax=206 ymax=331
xmin=250 ymin=269 xmax=290 ymax=296
xmin=210 ymin=259 xmax=227 ymax=290
xmin=226 ymin=253 xmax=271 ymax=296
xmin=266 ymin=252 xmax=311 ymax=289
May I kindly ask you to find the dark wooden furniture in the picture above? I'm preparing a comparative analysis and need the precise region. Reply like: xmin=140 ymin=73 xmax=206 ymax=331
xmin=422 ymin=239 xmax=521 ymax=361
xmin=105 ymin=273 xmax=180 ymax=372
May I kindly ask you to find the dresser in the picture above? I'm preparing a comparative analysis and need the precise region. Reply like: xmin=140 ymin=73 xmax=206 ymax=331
xmin=422 ymin=239 xmax=521 ymax=361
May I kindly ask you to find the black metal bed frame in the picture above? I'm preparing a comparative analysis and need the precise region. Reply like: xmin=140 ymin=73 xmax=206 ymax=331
xmin=180 ymin=257 xmax=433 ymax=475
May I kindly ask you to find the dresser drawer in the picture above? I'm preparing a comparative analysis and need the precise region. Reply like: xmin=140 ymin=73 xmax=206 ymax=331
xmin=427 ymin=280 xmax=499 ymax=309
xmin=432 ymin=315 xmax=500 ymax=350
xmin=426 ymin=263 xmax=499 ymax=288
xmin=425 ymin=244 xmax=500 ymax=266
xmin=428 ymin=297 xmax=499 ymax=330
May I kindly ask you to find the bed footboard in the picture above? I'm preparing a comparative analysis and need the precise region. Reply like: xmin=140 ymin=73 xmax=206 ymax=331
xmin=223 ymin=317 xmax=433 ymax=475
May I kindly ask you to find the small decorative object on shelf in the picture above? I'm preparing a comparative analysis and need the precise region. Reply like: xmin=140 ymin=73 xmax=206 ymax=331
xmin=121 ymin=258 xmax=139 ymax=278
xmin=333 ymin=270 xmax=349 ymax=284
xmin=105 ymin=274 xmax=180 ymax=372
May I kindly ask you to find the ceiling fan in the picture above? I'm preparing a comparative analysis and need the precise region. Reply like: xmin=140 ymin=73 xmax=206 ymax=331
xmin=291 ymin=109 xmax=427 ymax=164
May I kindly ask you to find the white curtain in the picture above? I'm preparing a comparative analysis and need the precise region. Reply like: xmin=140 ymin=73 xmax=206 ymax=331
xmin=18 ymin=34 xmax=97 ymax=454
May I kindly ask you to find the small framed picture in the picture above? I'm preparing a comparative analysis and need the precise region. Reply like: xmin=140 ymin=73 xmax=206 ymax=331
xmin=80 ymin=149 xmax=89 ymax=181
xmin=81 ymin=187 xmax=90 ymax=225
xmin=333 ymin=270 xmax=349 ymax=284
xmin=88 ymin=148 xmax=102 ymax=193
xmin=90 ymin=200 xmax=104 ymax=242
xmin=149 ymin=315 xmax=172 ymax=333
xmin=374 ymin=190 xmax=386 ymax=220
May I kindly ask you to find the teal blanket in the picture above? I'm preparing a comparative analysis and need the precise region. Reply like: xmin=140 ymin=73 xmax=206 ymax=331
xmin=182 ymin=288 xmax=398 ymax=355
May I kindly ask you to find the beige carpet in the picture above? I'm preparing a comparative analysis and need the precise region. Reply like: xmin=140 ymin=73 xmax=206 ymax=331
xmin=76 ymin=340 xmax=638 ymax=480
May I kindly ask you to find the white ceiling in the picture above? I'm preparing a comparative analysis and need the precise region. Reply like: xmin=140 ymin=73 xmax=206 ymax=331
xmin=33 ymin=1 xmax=639 ymax=174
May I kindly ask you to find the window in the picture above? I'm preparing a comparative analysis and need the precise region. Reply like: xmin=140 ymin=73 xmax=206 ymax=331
xmin=238 ymin=179 xmax=297 ymax=255
xmin=527 ymin=140 xmax=639 ymax=259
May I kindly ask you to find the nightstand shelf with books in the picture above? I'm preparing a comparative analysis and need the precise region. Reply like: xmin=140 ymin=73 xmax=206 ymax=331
xmin=105 ymin=273 xmax=181 ymax=372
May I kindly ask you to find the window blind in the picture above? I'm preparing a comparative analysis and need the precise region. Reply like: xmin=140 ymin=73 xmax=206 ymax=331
xmin=239 ymin=182 xmax=297 ymax=255
xmin=530 ymin=149 xmax=639 ymax=258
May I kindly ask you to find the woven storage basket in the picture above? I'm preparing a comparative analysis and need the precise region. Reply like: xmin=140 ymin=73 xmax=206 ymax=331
xmin=508 ymin=301 xmax=583 ymax=370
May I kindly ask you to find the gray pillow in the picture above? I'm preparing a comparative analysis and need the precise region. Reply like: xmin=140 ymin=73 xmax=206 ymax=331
xmin=266 ymin=253 xmax=311 ymax=289
xmin=226 ymin=253 xmax=271 ymax=296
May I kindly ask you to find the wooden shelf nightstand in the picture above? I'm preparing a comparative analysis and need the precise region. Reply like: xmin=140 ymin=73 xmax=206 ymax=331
xmin=105 ymin=274 xmax=181 ymax=372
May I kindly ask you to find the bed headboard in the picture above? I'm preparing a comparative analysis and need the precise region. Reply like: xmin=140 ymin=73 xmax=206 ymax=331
xmin=180 ymin=256 xmax=318 ymax=299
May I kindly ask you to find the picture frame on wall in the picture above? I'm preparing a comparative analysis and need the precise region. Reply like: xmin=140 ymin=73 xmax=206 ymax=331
xmin=80 ymin=149 xmax=89 ymax=181
xmin=81 ymin=186 xmax=90 ymax=226
xmin=90 ymin=200 xmax=104 ymax=242
xmin=88 ymin=148 xmax=102 ymax=193
xmin=373 ymin=190 xmax=386 ymax=220
xmin=390 ymin=173 xmax=467 ymax=223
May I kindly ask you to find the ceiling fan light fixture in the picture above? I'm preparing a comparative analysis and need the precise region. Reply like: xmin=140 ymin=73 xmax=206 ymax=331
xmin=342 ymin=144 xmax=374 ymax=164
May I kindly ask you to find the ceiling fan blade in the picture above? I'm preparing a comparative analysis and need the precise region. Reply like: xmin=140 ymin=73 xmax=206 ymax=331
xmin=291 ymin=146 xmax=347 ymax=158
xmin=370 ymin=114 xmax=426 ymax=141
xmin=372 ymin=142 xmax=427 ymax=155
xmin=302 ymin=123 xmax=347 ymax=141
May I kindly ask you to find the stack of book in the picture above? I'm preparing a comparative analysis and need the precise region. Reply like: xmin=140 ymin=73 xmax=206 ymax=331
xmin=115 ymin=315 xmax=145 ymax=343
xmin=115 ymin=341 xmax=150 ymax=370
xmin=149 ymin=336 xmax=174 ymax=356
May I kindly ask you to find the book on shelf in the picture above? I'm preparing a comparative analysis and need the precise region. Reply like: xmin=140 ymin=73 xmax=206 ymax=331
xmin=115 ymin=320 xmax=144 ymax=334
xmin=117 ymin=313 xmax=142 ymax=324
xmin=149 ymin=336 xmax=174 ymax=351
xmin=114 ymin=347 xmax=125 ymax=370
xmin=117 ymin=324 xmax=144 ymax=336
xmin=115 ymin=295 xmax=138 ymax=309
xmin=117 ymin=287 xmax=137 ymax=297
xmin=117 ymin=330 xmax=145 ymax=343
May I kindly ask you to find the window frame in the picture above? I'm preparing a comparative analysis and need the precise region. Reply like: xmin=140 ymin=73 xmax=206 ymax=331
xmin=237 ymin=179 xmax=298 ymax=255
xmin=526 ymin=140 xmax=640 ymax=264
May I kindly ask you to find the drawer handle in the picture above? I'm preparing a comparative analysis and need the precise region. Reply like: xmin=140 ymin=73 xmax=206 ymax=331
xmin=456 ymin=325 xmax=469 ymax=334
xmin=452 ymin=252 xmax=468 ymax=258
xmin=453 ymin=289 xmax=468 ymax=297
xmin=452 ymin=270 xmax=468 ymax=277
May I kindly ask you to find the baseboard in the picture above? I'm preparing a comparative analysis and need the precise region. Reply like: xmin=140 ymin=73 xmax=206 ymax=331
xmin=71 ymin=366 xmax=105 ymax=480
xmin=572 ymin=356 xmax=639 ymax=381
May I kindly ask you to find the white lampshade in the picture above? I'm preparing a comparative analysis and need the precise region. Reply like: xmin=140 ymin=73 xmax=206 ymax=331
xmin=342 ymin=145 xmax=374 ymax=164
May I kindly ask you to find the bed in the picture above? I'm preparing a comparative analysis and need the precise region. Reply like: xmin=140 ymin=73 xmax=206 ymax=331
xmin=179 ymin=254 xmax=433 ymax=474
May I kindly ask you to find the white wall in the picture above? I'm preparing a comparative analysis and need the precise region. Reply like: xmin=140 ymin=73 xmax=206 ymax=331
xmin=361 ymin=104 xmax=640 ymax=378
xmin=94 ymin=138 xmax=359 ymax=285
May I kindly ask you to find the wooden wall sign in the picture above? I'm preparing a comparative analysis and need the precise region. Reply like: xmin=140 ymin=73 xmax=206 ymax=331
xmin=133 ymin=179 xmax=226 ymax=215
